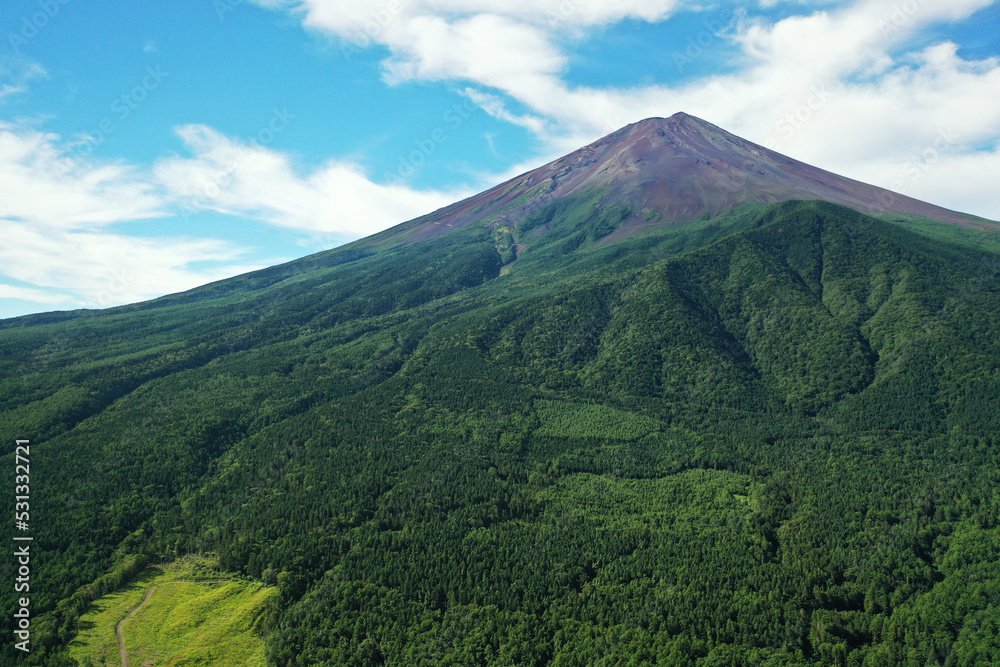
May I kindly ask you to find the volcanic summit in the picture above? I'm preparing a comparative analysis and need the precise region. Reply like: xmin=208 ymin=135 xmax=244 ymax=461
xmin=373 ymin=112 xmax=990 ymax=248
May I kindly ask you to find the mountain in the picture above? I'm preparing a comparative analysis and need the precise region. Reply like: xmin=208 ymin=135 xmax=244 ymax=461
xmin=369 ymin=113 xmax=992 ymax=250
xmin=3 ymin=117 xmax=1000 ymax=666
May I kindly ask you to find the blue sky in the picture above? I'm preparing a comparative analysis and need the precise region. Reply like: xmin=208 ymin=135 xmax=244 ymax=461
xmin=1 ymin=0 xmax=999 ymax=318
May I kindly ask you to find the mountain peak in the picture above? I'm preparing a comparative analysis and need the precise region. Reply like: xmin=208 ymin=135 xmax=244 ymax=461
xmin=373 ymin=113 xmax=989 ymax=247
xmin=623 ymin=112 xmax=726 ymax=136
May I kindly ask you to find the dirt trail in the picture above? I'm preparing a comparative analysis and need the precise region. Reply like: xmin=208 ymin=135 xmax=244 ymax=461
xmin=116 ymin=580 xmax=227 ymax=667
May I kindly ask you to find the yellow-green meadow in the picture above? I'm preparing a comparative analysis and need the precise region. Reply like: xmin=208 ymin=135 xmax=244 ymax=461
xmin=69 ymin=556 xmax=276 ymax=667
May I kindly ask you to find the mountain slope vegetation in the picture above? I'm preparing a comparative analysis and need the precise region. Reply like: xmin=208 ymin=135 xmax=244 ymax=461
xmin=2 ymin=198 xmax=1000 ymax=666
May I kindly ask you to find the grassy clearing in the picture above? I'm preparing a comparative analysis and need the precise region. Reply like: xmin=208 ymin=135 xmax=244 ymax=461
xmin=68 ymin=568 xmax=158 ymax=666
xmin=69 ymin=555 xmax=276 ymax=667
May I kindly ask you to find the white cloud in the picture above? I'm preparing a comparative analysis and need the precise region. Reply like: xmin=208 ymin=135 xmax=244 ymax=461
xmin=460 ymin=88 xmax=547 ymax=134
xmin=0 ymin=122 xmax=164 ymax=227
xmin=0 ymin=121 xmax=260 ymax=316
xmin=379 ymin=13 xmax=567 ymax=91
xmin=287 ymin=0 xmax=681 ymax=34
xmin=0 ymin=283 xmax=73 ymax=305
xmin=0 ymin=220 xmax=260 ymax=311
xmin=266 ymin=0 xmax=682 ymax=112
xmin=155 ymin=123 xmax=469 ymax=237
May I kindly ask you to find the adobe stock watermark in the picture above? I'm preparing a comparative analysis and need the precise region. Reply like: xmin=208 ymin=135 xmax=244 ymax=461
xmin=673 ymin=7 xmax=745 ymax=73
xmin=600 ymin=113 xmax=628 ymax=136
xmin=339 ymin=1 xmax=404 ymax=62
xmin=383 ymin=100 xmax=475 ymax=185
xmin=762 ymin=84 xmax=834 ymax=150
xmin=543 ymin=0 xmax=585 ymax=29
xmin=877 ymin=0 xmax=926 ymax=38
xmin=864 ymin=127 xmax=960 ymax=218
xmin=177 ymin=107 xmax=294 ymax=220
xmin=13 ymin=439 xmax=33 ymax=654
xmin=85 ymin=268 xmax=130 ymax=309
xmin=7 ymin=0 xmax=73 ymax=54
xmin=214 ymin=0 xmax=245 ymax=21
xmin=898 ymin=127 xmax=960 ymax=189
xmin=299 ymin=233 xmax=347 ymax=253
xmin=55 ymin=66 xmax=169 ymax=176
xmin=509 ymin=110 xmax=634 ymax=221
xmin=719 ymin=87 xmax=834 ymax=194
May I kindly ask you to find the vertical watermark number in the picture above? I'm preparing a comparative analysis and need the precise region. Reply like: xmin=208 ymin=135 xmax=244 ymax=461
xmin=13 ymin=440 xmax=32 ymax=653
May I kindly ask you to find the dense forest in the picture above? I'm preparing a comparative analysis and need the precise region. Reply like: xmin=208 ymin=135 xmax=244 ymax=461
xmin=2 ymin=197 xmax=999 ymax=665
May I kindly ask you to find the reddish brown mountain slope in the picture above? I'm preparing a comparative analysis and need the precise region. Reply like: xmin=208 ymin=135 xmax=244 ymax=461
xmin=369 ymin=112 xmax=994 ymax=247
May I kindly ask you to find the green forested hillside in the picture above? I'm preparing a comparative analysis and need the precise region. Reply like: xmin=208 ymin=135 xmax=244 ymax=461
xmin=2 ymin=199 xmax=999 ymax=665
